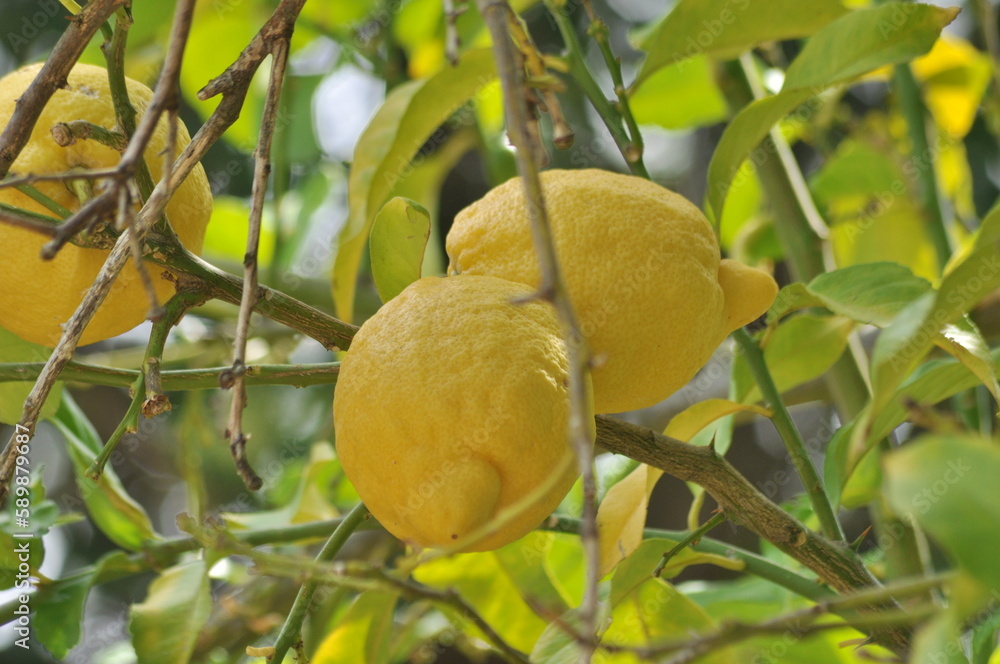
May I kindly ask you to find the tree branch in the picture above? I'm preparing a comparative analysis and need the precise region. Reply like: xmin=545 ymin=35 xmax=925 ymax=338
xmin=595 ymin=415 xmax=911 ymax=654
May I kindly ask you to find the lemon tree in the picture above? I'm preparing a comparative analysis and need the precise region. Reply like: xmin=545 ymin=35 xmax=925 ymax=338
xmin=0 ymin=2 xmax=996 ymax=664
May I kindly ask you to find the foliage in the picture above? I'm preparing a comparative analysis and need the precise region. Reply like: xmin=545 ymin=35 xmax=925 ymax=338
xmin=0 ymin=0 xmax=999 ymax=663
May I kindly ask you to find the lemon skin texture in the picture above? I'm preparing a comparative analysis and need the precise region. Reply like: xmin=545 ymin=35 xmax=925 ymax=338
xmin=334 ymin=275 xmax=595 ymax=552
xmin=0 ymin=63 xmax=212 ymax=347
xmin=446 ymin=169 xmax=778 ymax=414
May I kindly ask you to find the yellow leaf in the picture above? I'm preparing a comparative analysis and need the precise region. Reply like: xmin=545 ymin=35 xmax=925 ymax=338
xmin=596 ymin=464 xmax=662 ymax=578
xmin=596 ymin=400 xmax=768 ymax=577
xmin=664 ymin=399 xmax=771 ymax=441
xmin=912 ymin=36 xmax=993 ymax=139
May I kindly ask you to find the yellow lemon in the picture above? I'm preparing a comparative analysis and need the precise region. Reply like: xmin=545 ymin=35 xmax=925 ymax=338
xmin=0 ymin=63 xmax=212 ymax=347
xmin=334 ymin=275 xmax=594 ymax=551
xmin=446 ymin=169 xmax=777 ymax=414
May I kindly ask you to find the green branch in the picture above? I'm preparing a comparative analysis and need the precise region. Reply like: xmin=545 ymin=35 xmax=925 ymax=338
xmin=270 ymin=503 xmax=370 ymax=664
xmin=733 ymin=328 xmax=844 ymax=542
xmin=543 ymin=0 xmax=649 ymax=178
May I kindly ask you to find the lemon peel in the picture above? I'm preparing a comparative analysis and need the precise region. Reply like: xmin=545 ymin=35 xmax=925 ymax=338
xmin=0 ymin=63 xmax=212 ymax=347
xmin=446 ymin=169 xmax=778 ymax=413
xmin=333 ymin=275 xmax=595 ymax=552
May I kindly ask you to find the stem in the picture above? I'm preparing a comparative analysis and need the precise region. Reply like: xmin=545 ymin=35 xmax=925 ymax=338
xmin=652 ymin=511 xmax=727 ymax=577
xmin=85 ymin=290 xmax=202 ymax=479
xmin=594 ymin=415 xmax=910 ymax=654
xmin=892 ymin=64 xmax=951 ymax=271
xmin=550 ymin=515 xmax=833 ymax=602
xmin=580 ymin=0 xmax=647 ymax=175
xmin=733 ymin=328 xmax=844 ymax=542
xmin=544 ymin=0 xmax=649 ymax=178
xmin=85 ymin=376 xmax=144 ymax=481
xmin=14 ymin=184 xmax=72 ymax=219
xmin=269 ymin=503 xmax=370 ymax=664
xmin=0 ymin=362 xmax=340 ymax=390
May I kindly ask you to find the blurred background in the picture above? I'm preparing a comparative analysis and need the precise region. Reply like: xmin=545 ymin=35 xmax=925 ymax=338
xmin=0 ymin=0 xmax=998 ymax=661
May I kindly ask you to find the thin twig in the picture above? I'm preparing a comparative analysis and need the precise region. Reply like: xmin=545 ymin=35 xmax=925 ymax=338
xmin=543 ymin=0 xmax=648 ymax=177
xmin=0 ymin=0 xmax=129 ymax=178
xmin=443 ymin=0 xmax=467 ymax=65
xmin=733 ymin=328 xmax=845 ymax=542
xmin=627 ymin=575 xmax=947 ymax=663
xmin=595 ymin=415 xmax=911 ymax=655
xmin=0 ymin=168 xmax=120 ymax=191
xmin=221 ymin=1 xmax=304 ymax=493
xmin=475 ymin=2 xmax=599 ymax=660
xmin=269 ymin=503 xmax=370 ymax=664
xmin=0 ymin=0 xmax=199 ymax=508
xmin=652 ymin=511 xmax=727 ymax=578
xmin=579 ymin=0 xmax=647 ymax=173
xmin=0 ymin=361 xmax=340 ymax=391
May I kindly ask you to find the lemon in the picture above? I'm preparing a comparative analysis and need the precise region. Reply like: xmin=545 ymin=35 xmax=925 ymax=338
xmin=334 ymin=275 xmax=594 ymax=551
xmin=446 ymin=169 xmax=778 ymax=414
xmin=0 ymin=63 xmax=212 ymax=347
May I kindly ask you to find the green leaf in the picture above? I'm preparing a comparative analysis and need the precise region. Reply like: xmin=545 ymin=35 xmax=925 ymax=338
xmin=129 ymin=560 xmax=212 ymax=664
xmin=707 ymin=88 xmax=815 ymax=221
xmin=313 ymin=591 xmax=399 ymax=664
xmin=33 ymin=549 xmax=116 ymax=660
xmin=369 ymin=197 xmax=431 ymax=303
xmin=0 ymin=326 xmax=62 ymax=424
xmin=333 ymin=48 xmax=496 ymax=322
xmin=935 ymin=317 xmax=1000 ymax=403
xmin=707 ymin=3 xmax=958 ymax=219
xmin=51 ymin=395 xmax=158 ymax=551
xmin=806 ymin=263 xmax=933 ymax=326
xmin=413 ymin=547 xmax=548 ymax=653
xmin=611 ymin=539 xmax=744 ymax=607
xmin=783 ymin=4 xmax=961 ymax=90
xmin=628 ymin=55 xmax=727 ymax=129
xmin=493 ymin=532 xmax=571 ymax=618
xmin=910 ymin=612 xmax=967 ymax=664
xmin=633 ymin=0 xmax=848 ymax=87
xmin=736 ymin=314 xmax=854 ymax=402
xmin=883 ymin=435 xmax=1000 ymax=604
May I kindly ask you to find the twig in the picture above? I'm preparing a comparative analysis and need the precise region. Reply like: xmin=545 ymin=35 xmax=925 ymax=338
xmin=475 ymin=2 xmax=600 ymax=659
xmin=594 ymin=415 xmax=910 ymax=655
xmin=0 ymin=361 xmax=340 ymax=391
xmin=0 ymin=168 xmax=120 ymax=191
xmin=218 ymin=0 xmax=305 ymax=493
xmin=0 ymin=0 xmax=199 ymax=508
xmin=892 ymin=64 xmax=951 ymax=271
xmin=652 ymin=511 xmax=727 ymax=578
xmin=548 ymin=515 xmax=834 ymax=603
xmin=443 ymin=0 xmax=467 ymax=65
xmin=543 ymin=0 xmax=648 ymax=177
xmin=580 ymin=0 xmax=647 ymax=173
xmin=269 ymin=503 xmax=370 ymax=664
xmin=627 ymin=575 xmax=948 ymax=663
xmin=733 ymin=328 xmax=845 ymax=542
xmin=0 ymin=0 xmax=129 ymax=178
xmin=50 ymin=120 xmax=129 ymax=151
xmin=13 ymin=184 xmax=73 ymax=218
xmin=0 ymin=205 xmax=60 ymax=236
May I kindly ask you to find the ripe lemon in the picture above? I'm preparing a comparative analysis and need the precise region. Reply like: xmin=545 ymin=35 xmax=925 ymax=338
xmin=334 ymin=275 xmax=594 ymax=551
xmin=446 ymin=169 xmax=778 ymax=414
xmin=0 ymin=63 xmax=212 ymax=347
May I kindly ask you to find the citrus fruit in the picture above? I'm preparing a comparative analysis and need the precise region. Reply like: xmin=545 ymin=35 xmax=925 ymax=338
xmin=0 ymin=63 xmax=212 ymax=347
xmin=334 ymin=275 xmax=594 ymax=551
xmin=446 ymin=168 xmax=778 ymax=414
